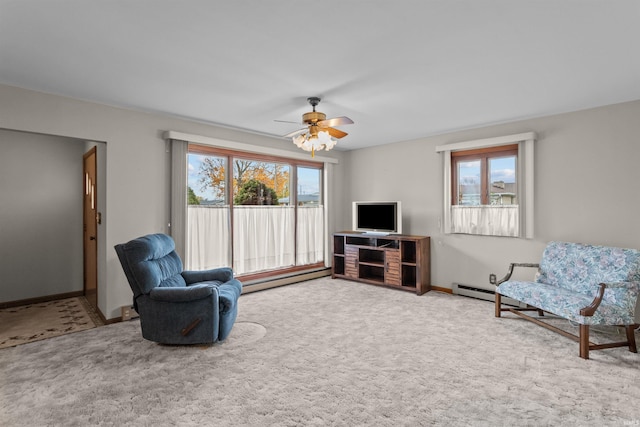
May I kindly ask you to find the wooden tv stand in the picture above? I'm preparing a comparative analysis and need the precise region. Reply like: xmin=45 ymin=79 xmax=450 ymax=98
xmin=331 ymin=232 xmax=431 ymax=295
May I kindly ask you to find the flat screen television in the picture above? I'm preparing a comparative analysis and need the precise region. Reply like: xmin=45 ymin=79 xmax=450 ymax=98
xmin=352 ymin=201 xmax=402 ymax=235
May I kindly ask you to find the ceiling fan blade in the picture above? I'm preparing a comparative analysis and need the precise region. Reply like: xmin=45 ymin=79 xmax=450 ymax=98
xmin=325 ymin=127 xmax=348 ymax=139
xmin=274 ymin=119 xmax=302 ymax=124
xmin=283 ymin=127 xmax=307 ymax=138
xmin=317 ymin=116 xmax=354 ymax=127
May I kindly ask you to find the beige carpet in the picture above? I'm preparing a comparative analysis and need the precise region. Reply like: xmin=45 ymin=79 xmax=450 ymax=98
xmin=0 ymin=278 xmax=638 ymax=426
xmin=0 ymin=297 xmax=102 ymax=349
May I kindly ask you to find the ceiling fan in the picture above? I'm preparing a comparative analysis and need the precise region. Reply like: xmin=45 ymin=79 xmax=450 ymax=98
xmin=281 ymin=97 xmax=354 ymax=156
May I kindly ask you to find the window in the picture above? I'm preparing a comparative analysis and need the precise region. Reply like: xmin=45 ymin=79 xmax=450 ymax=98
xmin=186 ymin=145 xmax=325 ymax=277
xmin=186 ymin=151 xmax=231 ymax=270
xmin=436 ymin=133 xmax=535 ymax=238
xmin=452 ymin=145 xmax=518 ymax=206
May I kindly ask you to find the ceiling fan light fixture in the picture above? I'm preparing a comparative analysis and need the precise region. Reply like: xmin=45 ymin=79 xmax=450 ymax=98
xmin=318 ymin=130 xmax=337 ymax=150
xmin=285 ymin=97 xmax=353 ymax=156
xmin=291 ymin=131 xmax=337 ymax=156
xmin=293 ymin=133 xmax=307 ymax=149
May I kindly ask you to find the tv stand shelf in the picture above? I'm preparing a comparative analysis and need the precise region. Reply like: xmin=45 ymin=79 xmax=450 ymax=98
xmin=332 ymin=232 xmax=430 ymax=295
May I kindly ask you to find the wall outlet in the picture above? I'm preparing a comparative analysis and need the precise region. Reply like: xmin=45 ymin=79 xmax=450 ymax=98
xmin=121 ymin=305 xmax=139 ymax=321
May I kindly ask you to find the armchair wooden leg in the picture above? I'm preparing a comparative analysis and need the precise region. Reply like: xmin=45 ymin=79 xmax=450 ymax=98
xmin=579 ymin=324 xmax=590 ymax=359
xmin=626 ymin=325 xmax=638 ymax=353
xmin=495 ymin=293 xmax=502 ymax=318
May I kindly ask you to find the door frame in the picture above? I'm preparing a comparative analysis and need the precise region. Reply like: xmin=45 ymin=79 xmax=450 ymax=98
xmin=83 ymin=146 xmax=99 ymax=311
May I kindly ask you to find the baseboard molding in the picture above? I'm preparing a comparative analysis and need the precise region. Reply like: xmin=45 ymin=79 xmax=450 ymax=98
xmin=452 ymin=283 xmax=525 ymax=307
xmin=0 ymin=290 xmax=84 ymax=309
xmin=0 ymin=291 xmax=113 ymax=325
xmin=100 ymin=309 xmax=116 ymax=324
xmin=430 ymin=286 xmax=452 ymax=294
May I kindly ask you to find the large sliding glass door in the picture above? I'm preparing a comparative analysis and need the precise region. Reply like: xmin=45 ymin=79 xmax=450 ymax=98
xmin=231 ymin=157 xmax=294 ymax=274
xmin=296 ymin=167 xmax=323 ymax=265
xmin=186 ymin=152 xmax=231 ymax=270
xmin=186 ymin=145 xmax=324 ymax=277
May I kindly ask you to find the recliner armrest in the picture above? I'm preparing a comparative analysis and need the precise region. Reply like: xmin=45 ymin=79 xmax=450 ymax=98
xmin=217 ymin=279 xmax=243 ymax=312
xmin=149 ymin=284 xmax=216 ymax=303
xmin=182 ymin=267 xmax=234 ymax=284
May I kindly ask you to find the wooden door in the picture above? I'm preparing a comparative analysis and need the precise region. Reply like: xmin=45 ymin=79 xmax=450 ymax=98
xmin=83 ymin=147 xmax=98 ymax=310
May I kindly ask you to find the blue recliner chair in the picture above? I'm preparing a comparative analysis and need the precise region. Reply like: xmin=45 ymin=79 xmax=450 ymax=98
xmin=114 ymin=233 xmax=242 ymax=345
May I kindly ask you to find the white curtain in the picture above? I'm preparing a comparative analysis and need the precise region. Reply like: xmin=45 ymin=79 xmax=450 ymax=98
xmin=170 ymin=139 xmax=188 ymax=259
xmin=451 ymin=205 xmax=519 ymax=237
xmin=233 ymin=206 xmax=295 ymax=274
xmin=186 ymin=205 xmax=324 ymax=274
xmin=186 ymin=206 xmax=231 ymax=270
xmin=297 ymin=206 xmax=324 ymax=264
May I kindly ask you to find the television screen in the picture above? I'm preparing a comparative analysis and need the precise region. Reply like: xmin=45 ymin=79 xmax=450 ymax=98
xmin=352 ymin=201 xmax=402 ymax=234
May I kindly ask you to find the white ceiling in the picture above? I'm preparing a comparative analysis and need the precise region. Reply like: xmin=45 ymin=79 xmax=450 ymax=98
xmin=2 ymin=1 xmax=639 ymax=151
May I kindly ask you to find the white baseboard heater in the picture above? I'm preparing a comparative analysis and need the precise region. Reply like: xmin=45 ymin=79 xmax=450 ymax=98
xmin=452 ymin=283 xmax=525 ymax=307
xmin=242 ymin=268 xmax=331 ymax=294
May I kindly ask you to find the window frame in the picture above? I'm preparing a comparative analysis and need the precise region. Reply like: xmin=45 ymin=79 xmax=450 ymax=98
xmin=451 ymin=144 xmax=518 ymax=206
xmin=436 ymin=132 xmax=536 ymax=238
xmin=187 ymin=143 xmax=326 ymax=281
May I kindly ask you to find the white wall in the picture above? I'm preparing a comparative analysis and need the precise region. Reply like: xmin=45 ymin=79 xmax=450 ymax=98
xmin=345 ymin=99 xmax=640 ymax=290
xmin=0 ymin=129 xmax=84 ymax=301
xmin=2 ymin=83 xmax=639 ymax=319
xmin=0 ymin=84 xmax=345 ymax=320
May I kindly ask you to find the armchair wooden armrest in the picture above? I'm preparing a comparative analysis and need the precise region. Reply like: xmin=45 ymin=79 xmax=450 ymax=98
xmin=579 ymin=283 xmax=606 ymax=316
xmin=490 ymin=263 xmax=540 ymax=286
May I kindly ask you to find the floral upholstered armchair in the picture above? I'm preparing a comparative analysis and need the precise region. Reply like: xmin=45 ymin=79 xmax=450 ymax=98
xmin=492 ymin=241 xmax=640 ymax=359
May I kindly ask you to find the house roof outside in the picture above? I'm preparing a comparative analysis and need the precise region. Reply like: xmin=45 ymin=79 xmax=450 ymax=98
xmin=459 ymin=182 xmax=517 ymax=205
